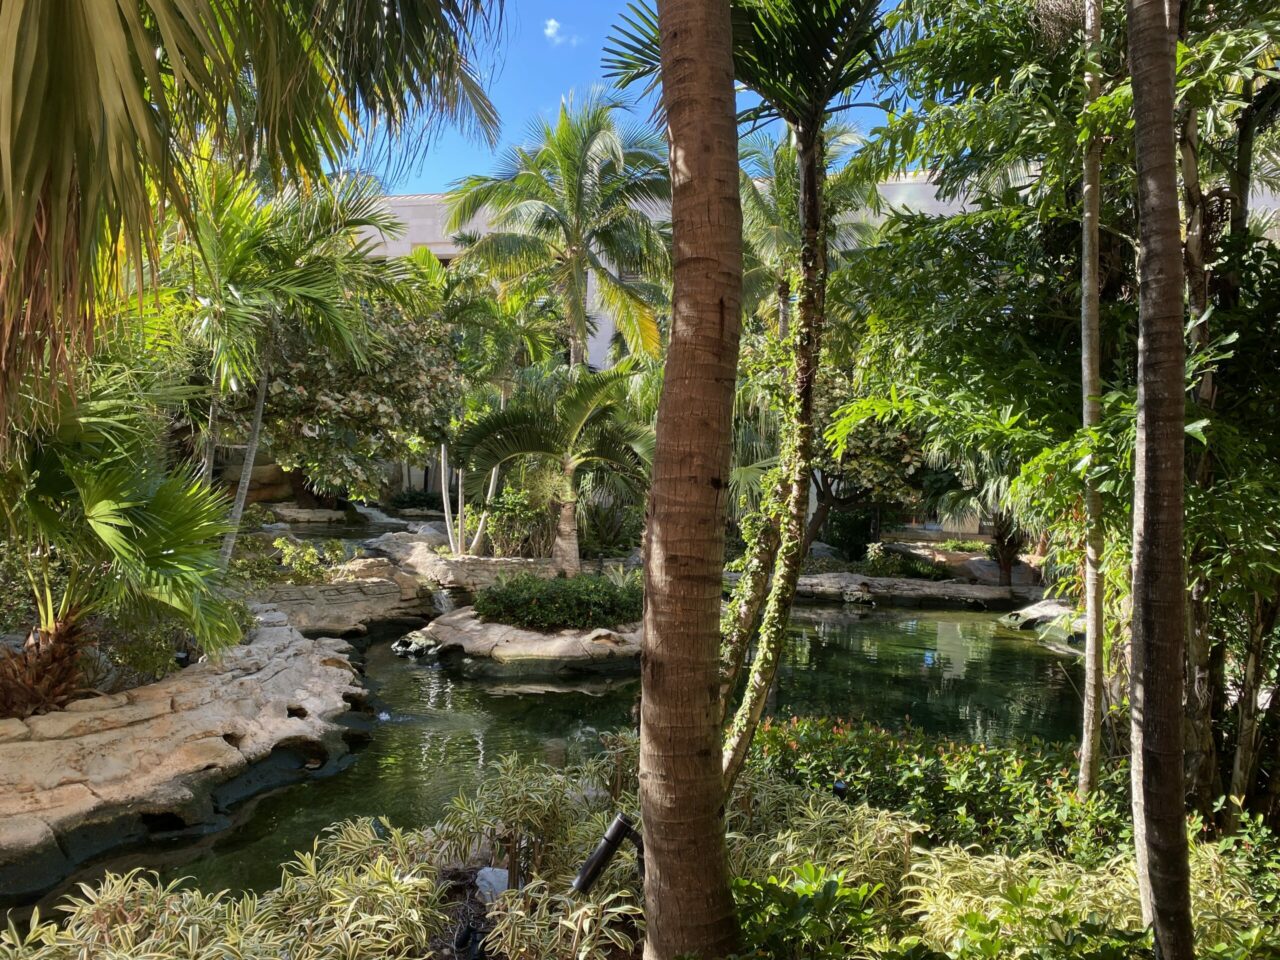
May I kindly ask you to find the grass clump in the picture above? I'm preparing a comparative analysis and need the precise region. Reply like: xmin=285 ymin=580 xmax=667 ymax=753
xmin=936 ymin=538 xmax=988 ymax=553
xmin=473 ymin=572 xmax=642 ymax=632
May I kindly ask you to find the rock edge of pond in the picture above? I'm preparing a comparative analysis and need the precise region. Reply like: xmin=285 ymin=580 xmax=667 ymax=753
xmin=0 ymin=605 xmax=367 ymax=909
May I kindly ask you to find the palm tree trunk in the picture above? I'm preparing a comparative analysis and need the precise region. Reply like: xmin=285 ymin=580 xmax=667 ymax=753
xmin=1126 ymin=0 xmax=1195 ymax=954
xmin=440 ymin=445 xmax=459 ymax=554
xmin=468 ymin=466 xmax=501 ymax=554
xmin=219 ymin=370 xmax=269 ymax=568
xmin=202 ymin=395 xmax=219 ymax=485
xmin=640 ymin=0 xmax=743 ymax=954
xmin=722 ymin=122 xmax=826 ymax=791
xmin=456 ymin=466 xmax=467 ymax=556
xmin=551 ymin=460 xmax=580 ymax=574
xmin=1077 ymin=0 xmax=1106 ymax=801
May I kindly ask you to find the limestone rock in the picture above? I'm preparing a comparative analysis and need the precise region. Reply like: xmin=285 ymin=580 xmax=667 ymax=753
xmin=1000 ymin=598 xmax=1084 ymax=642
xmin=425 ymin=607 xmax=640 ymax=676
xmin=0 ymin=608 xmax=362 ymax=906
xmin=269 ymin=502 xmax=349 ymax=524
xmin=809 ymin=540 xmax=842 ymax=560
xmin=786 ymin=572 xmax=1042 ymax=611
xmin=256 ymin=576 xmax=436 ymax=635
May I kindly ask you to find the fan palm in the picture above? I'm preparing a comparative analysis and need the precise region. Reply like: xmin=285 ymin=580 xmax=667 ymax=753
xmin=0 ymin=366 xmax=241 ymax=719
xmin=445 ymin=90 xmax=670 ymax=366
xmin=608 ymin=0 xmax=885 ymax=787
xmin=0 ymin=0 xmax=500 ymax=435
xmin=454 ymin=363 xmax=652 ymax=574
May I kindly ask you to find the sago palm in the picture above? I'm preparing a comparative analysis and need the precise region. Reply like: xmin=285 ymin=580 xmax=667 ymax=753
xmin=454 ymin=363 xmax=652 ymax=573
xmin=0 ymin=367 xmax=241 ymax=719
xmin=0 ymin=0 xmax=500 ymax=435
xmin=446 ymin=90 xmax=670 ymax=365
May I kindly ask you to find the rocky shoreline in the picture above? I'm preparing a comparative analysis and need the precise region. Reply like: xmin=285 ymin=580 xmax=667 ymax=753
xmin=0 ymin=606 xmax=367 ymax=909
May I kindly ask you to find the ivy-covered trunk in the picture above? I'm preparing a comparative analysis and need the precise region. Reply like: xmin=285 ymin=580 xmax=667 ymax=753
xmin=722 ymin=122 xmax=826 ymax=790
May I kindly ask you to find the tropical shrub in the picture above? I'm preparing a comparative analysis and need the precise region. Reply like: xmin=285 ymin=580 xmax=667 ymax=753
xmin=484 ymin=488 xmax=555 ymax=558
xmin=753 ymin=718 xmax=1131 ymax=865
xmin=855 ymin=544 xmax=951 ymax=582
xmin=937 ymin=539 xmax=988 ymax=553
xmin=579 ymin=500 xmax=644 ymax=559
xmin=386 ymin=488 xmax=446 ymax=513
xmin=733 ymin=865 xmax=882 ymax=960
xmin=229 ymin=537 xmax=351 ymax=588
xmin=473 ymin=573 xmax=643 ymax=631
xmin=4 ymin=820 xmax=451 ymax=960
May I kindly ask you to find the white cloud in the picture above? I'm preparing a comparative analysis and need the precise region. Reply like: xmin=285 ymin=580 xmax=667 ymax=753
xmin=543 ymin=18 xmax=564 ymax=44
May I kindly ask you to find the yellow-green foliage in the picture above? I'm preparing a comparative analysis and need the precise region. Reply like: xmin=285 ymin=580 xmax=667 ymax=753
xmin=2 ymin=820 xmax=449 ymax=960
xmin=905 ymin=842 xmax=1261 ymax=954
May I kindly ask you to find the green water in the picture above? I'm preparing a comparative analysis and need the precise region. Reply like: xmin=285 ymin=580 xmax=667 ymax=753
xmin=157 ymin=607 xmax=1079 ymax=894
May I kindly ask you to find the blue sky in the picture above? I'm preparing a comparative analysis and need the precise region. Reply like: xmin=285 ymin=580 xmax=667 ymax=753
xmin=391 ymin=1 xmax=640 ymax=194
xmin=389 ymin=1 xmax=896 ymax=195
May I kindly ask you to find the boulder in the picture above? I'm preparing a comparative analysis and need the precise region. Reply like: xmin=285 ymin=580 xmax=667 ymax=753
xmin=255 ymin=574 xmax=437 ymax=636
xmin=782 ymin=572 xmax=1041 ymax=611
xmin=808 ymin=540 xmax=842 ymax=560
xmin=1000 ymin=598 xmax=1085 ymax=642
xmin=962 ymin=557 xmax=1040 ymax=587
xmin=391 ymin=629 xmax=437 ymax=659
xmin=424 ymin=607 xmax=641 ymax=677
xmin=0 ymin=608 xmax=362 ymax=906
xmin=366 ymin=535 xmax=561 ymax=596
xmin=268 ymin=502 xmax=349 ymax=524
xmin=405 ymin=521 xmax=452 ymax=547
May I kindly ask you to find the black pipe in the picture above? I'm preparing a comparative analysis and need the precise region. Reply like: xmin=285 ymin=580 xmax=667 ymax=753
xmin=571 ymin=812 xmax=643 ymax=895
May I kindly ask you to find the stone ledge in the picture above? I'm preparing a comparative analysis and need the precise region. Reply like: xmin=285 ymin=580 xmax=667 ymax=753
xmin=0 ymin=607 xmax=362 ymax=907
xmin=422 ymin=607 xmax=640 ymax=677
xmin=725 ymin=571 xmax=1042 ymax=611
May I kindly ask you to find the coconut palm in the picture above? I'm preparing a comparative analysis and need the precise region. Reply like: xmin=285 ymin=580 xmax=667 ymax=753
xmin=0 ymin=367 xmax=241 ymax=719
xmin=609 ymin=0 xmax=886 ymax=789
xmin=176 ymin=170 xmax=406 ymax=565
xmin=445 ymin=90 xmax=670 ymax=366
xmin=739 ymin=126 xmax=877 ymax=333
xmin=453 ymin=363 xmax=652 ymax=574
xmin=0 ymin=0 xmax=500 ymax=434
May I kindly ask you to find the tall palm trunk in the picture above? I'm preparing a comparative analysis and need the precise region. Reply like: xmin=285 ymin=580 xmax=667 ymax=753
xmin=202 ymin=396 xmax=219 ymax=485
xmin=640 ymin=0 xmax=743 ymax=955
xmin=1126 ymin=0 xmax=1195 ymax=955
xmin=1077 ymin=0 xmax=1106 ymax=800
xmin=722 ymin=122 xmax=826 ymax=790
xmin=1226 ymin=589 xmax=1279 ymax=832
xmin=219 ymin=370 xmax=269 ymax=567
xmin=551 ymin=459 xmax=580 ymax=574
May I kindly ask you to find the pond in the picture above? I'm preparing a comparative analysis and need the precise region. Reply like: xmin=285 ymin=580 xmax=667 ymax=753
xmin=147 ymin=605 xmax=1079 ymax=896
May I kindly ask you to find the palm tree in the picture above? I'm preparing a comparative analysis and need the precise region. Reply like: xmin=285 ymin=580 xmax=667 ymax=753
xmin=453 ymin=364 xmax=652 ymax=574
xmin=620 ymin=1 xmax=746 ymax=952
xmin=444 ymin=268 xmax=562 ymax=553
xmin=739 ymin=126 xmax=877 ymax=334
xmin=0 ymin=367 xmax=241 ymax=719
xmin=0 ymin=0 xmax=499 ymax=435
xmin=187 ymin=172 xmax=404 ymax=565
xmin=609 ymin=0 xmax=886 ymax=789
xmin=1125 ymin=0 xmax=1195 ymax=956
xmin=1077 ymin=0 xmax=1106 ymax=800
xmin=445 ymin=90 xmax=671 ymax=366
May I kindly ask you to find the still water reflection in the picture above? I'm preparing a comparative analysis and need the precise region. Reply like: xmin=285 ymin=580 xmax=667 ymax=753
xmin=161 ymin=606 xmax=1078 ymax=894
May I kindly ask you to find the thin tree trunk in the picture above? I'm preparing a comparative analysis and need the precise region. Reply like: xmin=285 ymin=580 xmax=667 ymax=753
xmin=219 ymin=371 xmax=269 ymax=568
xmin=641 ymin=0 xmax=743 ymax=953
xmin=468 ymin=466 xmax=501 ymax=554
xmin=718 ymin=501 xmax=782 ymax=725
xmin=440 ymin=445 xmax=459 ymax=554
xmin=777 ymin=278 xmax=791 ymax=338
xmin=722 ymin=123 xmax=826 ymax=792
xmin=456 ymin=467 xmax=467 ymax=557
xmin=1226 ymin=592 xmax=1277 ymax=832
xmin=1126 ymin=0 xmax=1195 ymax=954
xmin=551 ymin=460 xmax=580 ymax=574
xmin=1078 ymin=0 xmax=1106 ymax=801
xmin=203 ymin=396 xmax=219 ymax=485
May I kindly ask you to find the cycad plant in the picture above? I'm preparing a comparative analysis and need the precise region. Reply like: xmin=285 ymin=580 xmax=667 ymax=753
xmin=454 ymin=363 xmax=653 ymax=573
xmin=0 ymin=368 xmax=241 ymax=719
xmin=446 ymin=90 xmax=670 ymax=365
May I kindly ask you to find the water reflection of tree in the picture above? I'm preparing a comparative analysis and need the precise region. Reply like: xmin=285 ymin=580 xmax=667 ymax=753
xmin=774 ymin=612 xmax=1081 ymax=743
